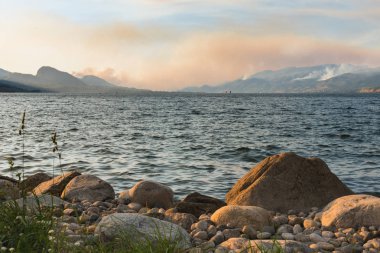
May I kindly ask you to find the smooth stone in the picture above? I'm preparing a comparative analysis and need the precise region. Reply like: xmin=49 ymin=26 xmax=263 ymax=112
xmin=123 ymin=180 xmax=174 ymax=209
xmin=210 ymin=206 xmax=271 ymax=230
xmin=272 ymin=215 xmax=289 ymax=227
xmin=95 ymin=213 xmax=191 ymax=248
xmin=193 ymin=231 xmax=208 ymax=240
xmin=322 ymin=230 xmax=335 ymax=238
xmin=256 ymin=232 xmax=271 ymax=239
xmin=225 ymin=153 xmax=353 ymax=212
xmin=321 ymin=194 xmax=380 ymax=228
xmin=304 ymin=219 xmax=319 ymax=229
xmin=277 ymin=224 xmax=293 ymax=234
xmin=207 ymin=225 xmax=217 ymax=237
xmin=293 ymin=224 xmax=303 ymax=234
xmin=316 ymin=242 xmax=335 ymax=251
xmin=195 ymin=220 xmax=209 ymax=231
xmin=310 ymin=233 xmax=327 ymax=243
xmin=61 ymin=174 xmax=115 ymax=202
xmin=281 ymin=233 xmax=295 ymax=240
xmin=210 ymin=231 xmax=225 ymax=245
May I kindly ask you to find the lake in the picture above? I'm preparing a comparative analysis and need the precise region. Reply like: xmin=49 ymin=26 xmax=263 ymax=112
xmin=0 ymin=93 xmax=379 ymax=199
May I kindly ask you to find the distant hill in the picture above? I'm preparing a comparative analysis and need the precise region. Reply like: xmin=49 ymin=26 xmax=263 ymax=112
xmin=0 ymin=66 xmax=151 ymax=93
xmin=181 ymin=64 xmax=380 ymax=93
xmin=0 ymin=79 xmax=45 ymax=92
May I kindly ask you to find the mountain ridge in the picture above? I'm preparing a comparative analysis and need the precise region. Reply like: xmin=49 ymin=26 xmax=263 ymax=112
xmin=181 ymin=64 xmax=380 ymax=93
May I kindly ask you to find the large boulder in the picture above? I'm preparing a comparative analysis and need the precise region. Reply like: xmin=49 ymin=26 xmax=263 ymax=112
xmin=33 ymin=171 xmax=81 ymax=197
xmin=210 ymin=206 xmax=271 ymax=229
xmin=120 ymin=180 xmax=174 ymax=209
xmin=95 ymin=213 xmax=191 ymax=248
xmin=321 ymin=194 xmax=380 ymax=228
xmin=175 ymin=192 xmax=226 ymax=217
xmin=226 ymin=152 xmax=353 ymax=212
xmin=61 ymin=174 xmax=115 ymax=202
xmin=20 ymin=172 xmax=51 ymax=192
xmin=0 ymin=179 xmax=19 ymax=201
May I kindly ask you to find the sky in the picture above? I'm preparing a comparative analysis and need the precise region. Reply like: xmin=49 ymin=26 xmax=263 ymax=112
xmin=1 ymin=0 xmax=380 ymax=90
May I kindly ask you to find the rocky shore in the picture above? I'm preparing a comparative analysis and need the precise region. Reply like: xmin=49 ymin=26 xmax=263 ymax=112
xmin=1 ymin=152 xmax=380 ymax=252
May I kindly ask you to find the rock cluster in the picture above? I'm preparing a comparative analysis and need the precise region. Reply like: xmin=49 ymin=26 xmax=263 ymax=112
xmin=1 ymin=152 xmax=379 ymax=252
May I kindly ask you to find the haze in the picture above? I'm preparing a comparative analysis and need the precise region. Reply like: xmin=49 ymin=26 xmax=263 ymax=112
xmin=1 ymin=0 xmax=380 ymax=90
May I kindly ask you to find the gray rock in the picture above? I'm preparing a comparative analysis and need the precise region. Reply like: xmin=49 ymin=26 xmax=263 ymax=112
xmin=293 ymin=224 xmax=303 ymax=234
xmin=61 ymin=174 xmax=115 ymax=202
xmin=310 ymin=232 xmax=327 ymax=243
xmin=195 ymin=220 xmax=209 ymax=231
xmin=210 ymin=231 xmax=224 ymax=245
xmin=207 ymin=225 xmax=217 ymax=237
xmin=193 ymin=231 xmax=208 ymax=241
xmin=127 ymin=202 xmax=142 ymax=212
xmin=272 ymin=215 xmax=289 ymax=227
xmin=95 ymin=213 xmax=190 ymax=248
xmin=256 ymin=232 xmax=271 ymax=239
xmin=316 ymin=242 xmax=335 ymax=251
xmin=277 ymin=224 xmax=293 ymax=234
xmin=281 ymin=233 xmax=295 ymax=240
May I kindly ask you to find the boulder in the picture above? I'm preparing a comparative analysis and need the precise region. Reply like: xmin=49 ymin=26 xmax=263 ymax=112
xmin=0 ymin=179 xmax=19 ymax=201
xmin=20 ymin=172 xmax=51 ymax=192
xmin=13 ymin=194 xmax=68 ymax=210
xmin=33 ymin=171 xmax=81 ymax=197
xmin=321 ymin=194 xmax=380 ymax=228
xmin=165 ymin=212 xmax=197 ymax=231
xmin=226 ymin=152 xmax=353 ymax=212
xmin=210 ymin=206 xmax=271 ymax=229
xmin=121 ymin=180 xmax=174 ymax=209
xmin=95 ymin=213 xmax=191 ymax=248
xmin=61 ymin=174 xmax=115 ymax=202
xmin=175 ymin=192 xmax=226 ymax=217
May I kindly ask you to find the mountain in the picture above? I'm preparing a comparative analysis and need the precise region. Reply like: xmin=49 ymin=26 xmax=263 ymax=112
xmin=81 ymin=75 xmax=117 ymax=88
xmin=0 ymin=66 xmax=150 ymax=93
xmin=181 ymin=64 xmax=380 ymax=93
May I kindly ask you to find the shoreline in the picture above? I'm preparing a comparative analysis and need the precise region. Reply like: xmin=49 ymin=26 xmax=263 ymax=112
xmin=1 ymin=152 xmax=380 ymax=252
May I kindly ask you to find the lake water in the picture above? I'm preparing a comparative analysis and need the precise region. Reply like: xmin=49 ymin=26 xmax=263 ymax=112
xmin=0 ymin=93 xmax=379 ymax=200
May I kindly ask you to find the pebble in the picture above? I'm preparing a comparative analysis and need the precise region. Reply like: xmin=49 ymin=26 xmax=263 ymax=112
xmin=304 ymin=219 xmax=319 ymax=229
xmin=310 ymin=233 xmax=327 ymax=243
xmin=317 ymin=242 xmax=335 ymax=251
xmin=193 ymin=231 xmax=208 ymax=240
xmin=322 ymin=231 xmax=335 ymax=238
xmin=210 ymin=231 xmax=225 ymax=245
xmin=272 ymin=215 xmax=288 ymax=226
xmin=207 ymin=225 xmax=217 ymax=237
xmin=241 ymin=225 xmax=256 ymax=239
xmin=277 ymin=224 xmax=293 ymax=234
xmin=222 ymin=229 xmax=240 ymax=240
xmin=281 ymin=232 xmax=295 ymax=240
xmin=256 ymin=232 xmax=271 ymax=239
xmin=195 ymin=220 xmax=209 ymax=231
xmin=293 ymin=224 xmax=303 ymax=234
